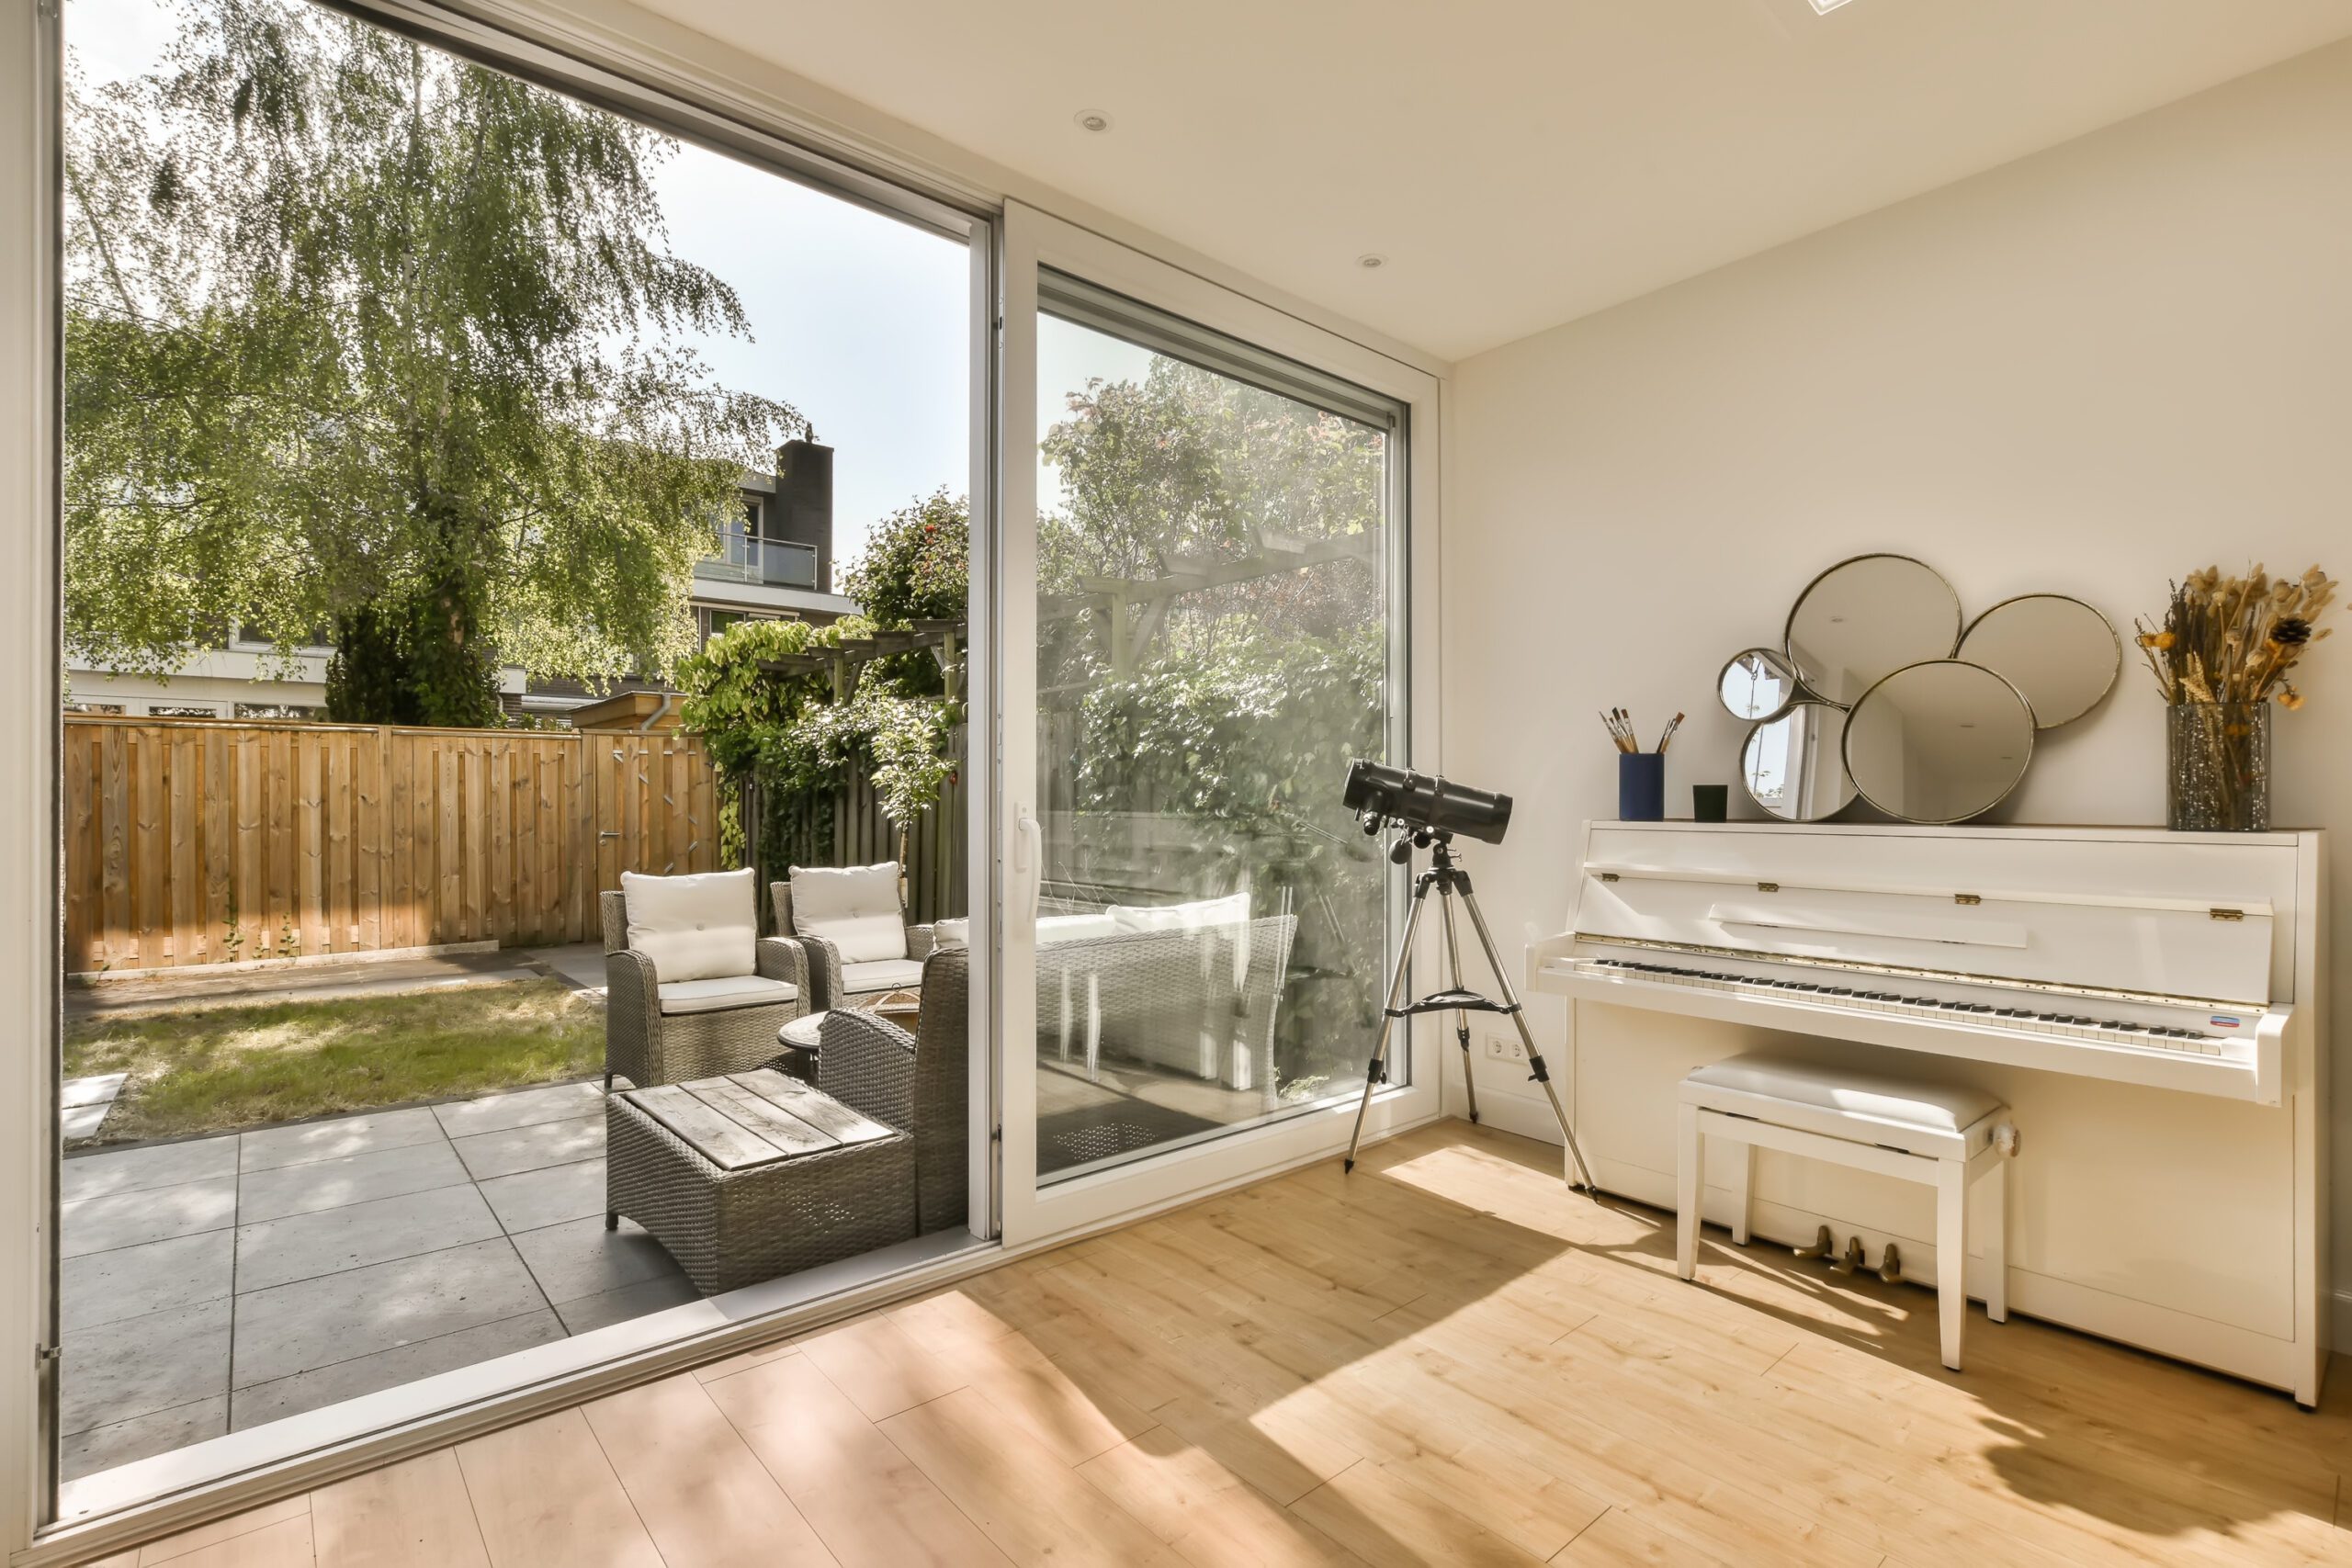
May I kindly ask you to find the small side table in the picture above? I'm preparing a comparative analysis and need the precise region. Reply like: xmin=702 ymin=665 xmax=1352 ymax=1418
xmin=775 ymin=1010 xmax=826 ymax=1083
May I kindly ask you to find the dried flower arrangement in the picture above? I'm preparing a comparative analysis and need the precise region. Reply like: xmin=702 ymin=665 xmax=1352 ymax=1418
xmin=2135 ymin=564 xmax=2336 ymax=708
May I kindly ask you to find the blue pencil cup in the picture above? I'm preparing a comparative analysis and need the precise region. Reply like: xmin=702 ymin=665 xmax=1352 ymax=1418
xmin=1618 ymin=753 xmax=1665 ymax=821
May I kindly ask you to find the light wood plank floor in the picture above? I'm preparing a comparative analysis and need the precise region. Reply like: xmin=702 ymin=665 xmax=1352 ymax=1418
xmin=87 ymin=1121 xmax=2352 ymax=1567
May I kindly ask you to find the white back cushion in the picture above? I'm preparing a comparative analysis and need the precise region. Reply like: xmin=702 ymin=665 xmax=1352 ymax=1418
xmin=622 ymin=866 xmax=757 ymax=982
xmin=790 ymin=863 xmax=907 ymax=963
xmin=1107 ymin=893 xmax=1252 ymax=986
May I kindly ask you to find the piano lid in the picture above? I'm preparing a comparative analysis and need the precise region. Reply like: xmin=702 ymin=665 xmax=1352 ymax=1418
xmin=1573 ymin=823 xmax=2292 ymax=1010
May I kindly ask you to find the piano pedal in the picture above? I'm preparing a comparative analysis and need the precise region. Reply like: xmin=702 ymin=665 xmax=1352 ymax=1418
xmin=1792 ymin=1224 xmax=1834 ymax=1260
xmin=1876 ymin=1243 xmax=1903 ymax=1285
xmin=1830 ymin=1235 xmax=1865 ymax=1276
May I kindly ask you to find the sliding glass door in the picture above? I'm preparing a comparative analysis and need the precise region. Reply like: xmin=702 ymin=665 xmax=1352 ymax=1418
xmin=997 ymin=205 xmax=1441 ymax=1244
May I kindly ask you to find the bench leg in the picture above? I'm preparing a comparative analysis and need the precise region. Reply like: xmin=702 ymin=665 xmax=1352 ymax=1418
xmin=1676 ymin=1103 xmax=1703 ymax=1281
xmin=1726 ymin=1138 xmax=1754 ymax=1246
xmin=1982 ymin=1156 xmax=2007 ymax=1324
xmin=1937 ymin=1158 xmax=1969 ymax=1371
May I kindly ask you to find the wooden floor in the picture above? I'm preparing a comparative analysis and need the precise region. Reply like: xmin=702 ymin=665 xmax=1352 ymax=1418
xmin=87 ymin=1120 xmax=2352 ymax=1567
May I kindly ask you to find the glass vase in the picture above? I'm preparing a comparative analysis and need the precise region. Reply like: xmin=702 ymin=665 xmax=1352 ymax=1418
xmin=2166 ymin=701 xmax=2270 ymax=831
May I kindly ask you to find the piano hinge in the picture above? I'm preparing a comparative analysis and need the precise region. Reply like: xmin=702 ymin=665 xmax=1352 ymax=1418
xmin=2210 ymin=908 xmax=2246 ymax=922
xmin=1599 ymin=873 xmax=1620 ymax=883
xmin=1756 ymin=881 xmax=1779 ymax=893
xmin=1954 ymin=893 xmax=1982 ymax=906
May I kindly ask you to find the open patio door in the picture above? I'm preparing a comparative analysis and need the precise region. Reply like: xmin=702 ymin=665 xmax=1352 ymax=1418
xmin=995 ymin=203 xmax=1443 ymax=1247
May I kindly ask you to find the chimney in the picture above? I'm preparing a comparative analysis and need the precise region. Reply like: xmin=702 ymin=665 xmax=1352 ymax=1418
xmin=771 ymin=434 xmax=834 ymax=592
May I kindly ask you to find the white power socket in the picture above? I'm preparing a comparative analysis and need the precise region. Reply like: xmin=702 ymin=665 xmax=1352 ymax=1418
xmin=1485 ymin=1033 xmax=1526 ymax=1064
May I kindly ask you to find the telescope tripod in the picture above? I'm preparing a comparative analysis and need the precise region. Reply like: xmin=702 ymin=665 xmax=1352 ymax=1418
xmin=1343 ymin=833 xmax=1598 ymax=1193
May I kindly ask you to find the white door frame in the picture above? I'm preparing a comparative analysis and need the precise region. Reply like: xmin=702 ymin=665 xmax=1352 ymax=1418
xmin=997 ymin=200 xmax=1444 ymax=1248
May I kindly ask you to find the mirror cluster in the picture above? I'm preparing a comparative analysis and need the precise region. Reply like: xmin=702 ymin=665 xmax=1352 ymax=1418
xmin=1717 ymin=555 xmax=2120 ymax=824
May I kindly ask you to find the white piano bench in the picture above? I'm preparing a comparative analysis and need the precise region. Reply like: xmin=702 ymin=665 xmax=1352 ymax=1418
xmin=1675 ymin=1052 xmax=2017 ymax=1373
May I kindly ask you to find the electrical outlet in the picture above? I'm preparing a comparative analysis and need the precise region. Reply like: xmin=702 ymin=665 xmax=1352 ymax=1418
xmin=1485 ymin=1033 xmax=1526 ymax=1064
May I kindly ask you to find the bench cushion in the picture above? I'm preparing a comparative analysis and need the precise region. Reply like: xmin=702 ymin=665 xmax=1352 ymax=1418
xmin=1681 ymin=1052 xmax=2001 ymax=1159
xmin=841 ymin=958 xmax=925 ymax=996
xmin=658 ymin=975 xmax=798 ymax=1016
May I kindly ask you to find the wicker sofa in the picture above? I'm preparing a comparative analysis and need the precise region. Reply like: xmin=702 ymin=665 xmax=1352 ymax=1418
xmin=602 ymin=877 xmax=808 ymax=1091
xmin=773 ymin=864 xmax=935 ymax=1011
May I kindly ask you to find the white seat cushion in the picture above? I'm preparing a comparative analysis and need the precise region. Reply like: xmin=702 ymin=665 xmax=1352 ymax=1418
xmin=790 ymin=863 xmax=907 ymax=963
xmin=840 ymin=958 xmax=925 ymax=996
xmin=623 ymin=867 xmax=757 ymax=983
xmin=1681 ymin=1052 xmax=2002 ymax=1159
xmin=1038 ymin=912 xmax=1118 ymax=945
xmin=933 ymin=918 xmax=969 ymax=951
xmin=657 ymin=975 xmax=798 ymax=1016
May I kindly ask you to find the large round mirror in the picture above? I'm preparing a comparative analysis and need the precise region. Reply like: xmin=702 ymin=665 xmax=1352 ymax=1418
xmin=1783 ymin=554 xmax=1962 ymax=705
xmin=1719 ymin=648 xmax=1803 ymax=722
xmin=1955 ymin=593 xmax=2120 ymax=729
xmin=1843 ymin=660 xmax=2033 ymax=823
xmin=1741 ymin=703 xmax=1857 ymax=821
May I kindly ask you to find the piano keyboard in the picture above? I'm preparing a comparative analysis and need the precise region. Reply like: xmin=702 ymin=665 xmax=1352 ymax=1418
xmin=1562 ymin=953 xmax=2245 ymax=1058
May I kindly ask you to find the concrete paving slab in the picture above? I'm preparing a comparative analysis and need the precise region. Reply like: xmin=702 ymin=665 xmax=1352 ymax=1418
xmin=238 ymin=1105 xmax=447 ymax=1173
xmin=235 ymin=1183 xmax=503 ymax=1294
xmin=551 ymin=1272 xmax=702 ymax=1335
xmin=432 ymin=1080 xmax=605 ymax=1140
xmin=230 ymin=1310 xmax=566 ymax=1432
xmin=61 ymin=1134 xmax=239 ymax=1202
xmin=58 ymin=1396 xmax=229 ymax=1484
xmin=450 ymin=1112 xmax=604 ymax=1183
xmin=235 ymin=1139 xmax=469 ymax=1224
xmin=509 ymin=1214 xmax=679 ymax=1305
xmin=61 ymin=1229 xmax=235 ymax=1332
xmin=60 ymin=1296 xmax=232 ymax=1434
xmin=62 ymin=1073 xmax=127 ymax=1109
xmin=230 ymin=1237 xmax=546 ymax=1389
xmin=61 ymin=1177 xmax=239 ymax=1258
xmin=477 ymin=1157 xmax=607 ymax=1234
xmin=519 ymin=942 xmax=607 ymax=992
xmin=62 ymin=1104 xmax=110 ymax=1140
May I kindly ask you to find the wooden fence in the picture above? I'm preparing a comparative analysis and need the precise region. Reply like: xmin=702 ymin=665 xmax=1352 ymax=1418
xmin=64 ymin=716 xmax=722 ymax=974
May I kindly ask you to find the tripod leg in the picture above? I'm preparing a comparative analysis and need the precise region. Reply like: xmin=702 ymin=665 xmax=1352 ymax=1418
xmin=1439 ymin=888 xmax=1478 ymax=1125
xmin=1458 ymin=886 xmax=1599 ymax=1195
xmin=1344 ymin=876 xmax=1431 ymax=1174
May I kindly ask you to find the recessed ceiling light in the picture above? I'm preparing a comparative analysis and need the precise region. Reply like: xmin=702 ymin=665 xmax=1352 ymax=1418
xmin=1356 ymin=253 xmax=1387 ymax=270
xmin=1808 ymin=0 xmax=1855 ymax=12
xmin=1074 ymin=109 xmax=1113 ymax=133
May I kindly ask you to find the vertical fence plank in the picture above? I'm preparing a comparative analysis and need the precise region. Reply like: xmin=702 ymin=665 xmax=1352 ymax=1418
xmin=167 ymin=735 xmax=199 ymax=963
xmin=436 ymin=740 xmax=460 ymax=945
xmin=63 ymin=731 xmax=91 ymax=970
xmin=133 ymin=730 xmax=165 ymax=968
xmin=233 ymin=732 xmax=261 ymax=962
xmin=357 ymin=729 xmax=382 ymax=952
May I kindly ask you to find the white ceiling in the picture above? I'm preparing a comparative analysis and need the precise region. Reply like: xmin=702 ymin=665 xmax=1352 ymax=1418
xmin=644 ymin=0 xmax=2352 ymax=362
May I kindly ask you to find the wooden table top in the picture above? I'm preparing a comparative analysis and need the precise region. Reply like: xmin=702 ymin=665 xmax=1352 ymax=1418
xmin=623 ymin=1068 xmax=896 ymax=1170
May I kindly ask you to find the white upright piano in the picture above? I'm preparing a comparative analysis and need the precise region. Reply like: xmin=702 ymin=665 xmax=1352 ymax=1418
xmin=1528 ymin=820 xmax=2330 ymax=1404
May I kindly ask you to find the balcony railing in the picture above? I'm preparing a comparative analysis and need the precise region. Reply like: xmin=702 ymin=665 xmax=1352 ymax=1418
xmin=697 ymin=532 xmax=820 ymax=590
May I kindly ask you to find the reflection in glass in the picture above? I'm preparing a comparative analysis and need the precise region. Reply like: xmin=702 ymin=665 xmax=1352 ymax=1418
xmin=1956 ymin=594 xmax=2120 ymax=728
xmin=1843 ymin=660 xmax=2034 ymax=822
xmin=1783 ymin=554 xmax=1962 ymax=704
xmin=1034 ymin=300 xmax=1398 ymax=1182
xmin=1718 ymin=648 xmax=1802 ymax=722
xmin=1742 ymin=703 xmax=1857 ymax=821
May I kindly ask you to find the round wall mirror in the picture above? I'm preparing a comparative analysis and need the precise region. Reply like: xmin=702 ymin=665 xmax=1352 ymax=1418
xmin=1842 ymin=660 xmax=2034 ymax=823
xmin=1740 ymin=703 xmax=1857 ymax=822
xmin=1719 ymin=648 xmax=1803 ymax=722
xmin=1783 ymin=554 xmax=1962 ymax=705
xmin=1955 ymin=594 xmax=2120 ymax=729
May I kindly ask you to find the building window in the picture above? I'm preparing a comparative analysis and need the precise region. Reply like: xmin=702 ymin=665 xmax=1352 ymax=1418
xmin=234 ymin=703 xmax=322 ymax=720
xmin=146 ymin=704 xmax=223 ymax=718
xmin=62 ymin=702 xmax=122 ymax=715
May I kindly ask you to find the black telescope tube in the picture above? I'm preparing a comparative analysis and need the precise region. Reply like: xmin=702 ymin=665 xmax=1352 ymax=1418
xmin=1342 ymin=760 xmax=1513 ymax=845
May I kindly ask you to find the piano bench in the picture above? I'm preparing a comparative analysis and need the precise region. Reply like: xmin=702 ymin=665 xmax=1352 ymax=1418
xmin=1675 ymin=1052 xmax=2014 ymax=1373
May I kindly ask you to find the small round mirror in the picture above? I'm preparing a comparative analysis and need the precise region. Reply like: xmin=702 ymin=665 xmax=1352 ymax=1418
xmin=1843 ymin=660 xmax=2033 ymax=823
xmin=1740 ymin=703 xmax=1857 ymax=822
xmin=1719 ymin=648 xmax=1802 ymax=723
xmin=1955 ymin=594 xmax=2120 ymax=729
xmin=1783 ymin=554 xmax=1962 ymax=704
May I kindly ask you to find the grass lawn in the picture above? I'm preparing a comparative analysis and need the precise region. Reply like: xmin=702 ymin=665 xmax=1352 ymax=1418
xmin=65 ymin=978 xmax=603 ymax=1145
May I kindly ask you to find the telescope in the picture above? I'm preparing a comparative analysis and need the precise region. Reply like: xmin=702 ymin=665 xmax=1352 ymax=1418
xmin=1341 ymin=760 xmax=1513 ymax=845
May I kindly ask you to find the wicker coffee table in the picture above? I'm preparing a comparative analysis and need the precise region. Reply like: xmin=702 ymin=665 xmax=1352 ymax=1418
xmin=605 ymin=1068 xmax=915 ymax=1293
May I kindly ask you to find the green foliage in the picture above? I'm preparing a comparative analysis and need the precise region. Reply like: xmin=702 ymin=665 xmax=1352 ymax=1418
xmin=62 ymin=0 xmax=800 ymax=722
xmin=842 ymin=489 xmax=969 ymax=626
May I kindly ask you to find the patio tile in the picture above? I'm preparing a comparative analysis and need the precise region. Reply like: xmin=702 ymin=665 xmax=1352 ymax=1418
xmin=61 ymin=1177 xmax=238 ymax=1258
xmin=510 ymin=1215 xmax=679 ymax=1305
xmin=58 ymin=1396 xmax=228 ymax=1483
xmin=552 ymin=1273 xmax=702 ymax=1335
xmin=231 ymin=1309 xmax=566 ymax=1432
xmin=231 ymin=1237 xmax=546 ymax=1389
xmin=62 ymin=1104 xmax=110 ymax=1140
xmin=61 ymin=1135 xmax=239 ymax=1202
xmin=61 ymin=1296 xmax=232 ymax=1434
xmin=62 ymin=1072 xmax=127 ymax=1109
xmin=433 ymin=1081 xmax=605 ymax=1139
xmin=479 ymin=1157 xmax=607 ymax=1234
xmin=451 ymin=1111 xmax=605 ymax=1182
xmin=235 ymin=1183 xmax=503 ymax=1294
xmin=235 ymin=1139 xmax=469 ymax=1224
xmin=61 ymin=1229 xmax=235 ymax=1331
xmin=239 ymin=1106 xmax=446 ymax=1173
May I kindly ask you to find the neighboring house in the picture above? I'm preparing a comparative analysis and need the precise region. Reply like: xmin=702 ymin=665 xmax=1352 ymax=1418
xmin=64 ymin=438 xmax=860 ymax=723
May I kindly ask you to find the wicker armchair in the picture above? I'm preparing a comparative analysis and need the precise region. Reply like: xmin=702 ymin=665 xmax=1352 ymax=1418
xmin=773 ymin=873 xmax=935 ymax=1011
xmin=816 ymin=947 xmax=969 ymax=1235
xmin=603 ymin=889 xmax=809 ymax=1090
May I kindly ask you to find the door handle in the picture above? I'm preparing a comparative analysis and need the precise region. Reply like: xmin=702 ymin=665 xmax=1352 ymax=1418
xmin=1016 ymin=807 xmax=1043 ymax=921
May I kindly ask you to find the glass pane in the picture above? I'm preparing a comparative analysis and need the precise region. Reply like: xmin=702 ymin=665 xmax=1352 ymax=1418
xmin=1033 ymin=294 xmax=1402 ymax=1183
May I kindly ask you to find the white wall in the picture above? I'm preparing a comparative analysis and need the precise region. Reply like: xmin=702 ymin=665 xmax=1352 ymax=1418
xmin=1443 ymin=39 xmax=2352 ymax=1263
